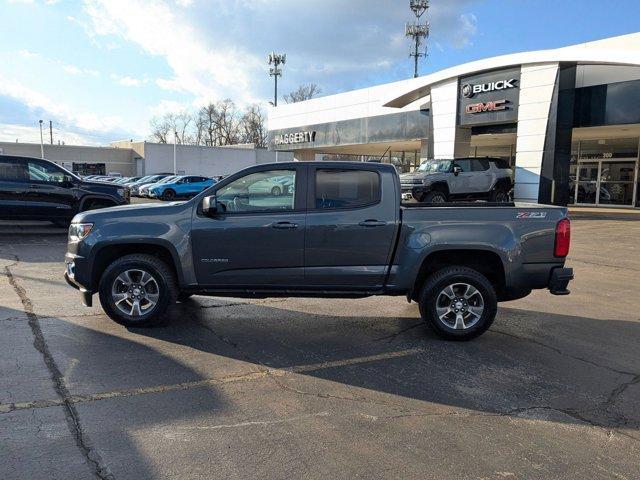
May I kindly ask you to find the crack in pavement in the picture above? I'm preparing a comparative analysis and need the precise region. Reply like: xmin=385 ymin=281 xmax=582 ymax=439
xmin=3 ymin=255 xmax=115 ymax=480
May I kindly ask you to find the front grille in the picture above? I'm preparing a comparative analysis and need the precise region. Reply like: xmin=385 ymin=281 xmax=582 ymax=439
xmin=401 ymin=179 xmax=423 ymax=185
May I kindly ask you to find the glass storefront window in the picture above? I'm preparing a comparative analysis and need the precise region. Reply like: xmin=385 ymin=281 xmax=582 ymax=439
xmin=571 ymin=137 xmax=639 ymax=207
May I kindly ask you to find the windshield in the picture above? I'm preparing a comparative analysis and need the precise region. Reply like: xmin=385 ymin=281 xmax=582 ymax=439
xmin=417 ymin=160 xmax=452 ymax=173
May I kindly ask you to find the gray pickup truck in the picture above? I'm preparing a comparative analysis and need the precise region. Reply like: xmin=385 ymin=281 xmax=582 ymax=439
xmin=64 ymin=162 xmax=573 ymax=340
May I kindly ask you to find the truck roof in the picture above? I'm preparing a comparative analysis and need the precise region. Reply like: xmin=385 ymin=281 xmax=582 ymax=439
xmin=258 ymin=161 xmax=398 ymax=172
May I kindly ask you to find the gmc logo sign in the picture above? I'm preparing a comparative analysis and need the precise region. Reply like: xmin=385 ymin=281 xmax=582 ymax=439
xmin=465 ymin=99 xmax=508 ymax=114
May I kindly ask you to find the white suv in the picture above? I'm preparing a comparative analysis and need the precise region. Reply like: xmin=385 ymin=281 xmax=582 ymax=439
xmin=400 ymin=157 xmax=513 ymax=203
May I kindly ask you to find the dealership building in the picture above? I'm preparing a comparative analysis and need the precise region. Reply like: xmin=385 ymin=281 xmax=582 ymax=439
xmin=268 ymin=33 xmax=640 ymax=208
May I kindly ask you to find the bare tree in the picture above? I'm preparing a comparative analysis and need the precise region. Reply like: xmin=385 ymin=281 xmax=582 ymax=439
xmin=283 ymin=83 xmax=321 ymax=103
xmin=149 ymin=111 xmax=193 ymax=144
xmin=149 ymin=116 xmax=172 ymax=143
xmin=240 ymin=104 xmax=267 ymax=148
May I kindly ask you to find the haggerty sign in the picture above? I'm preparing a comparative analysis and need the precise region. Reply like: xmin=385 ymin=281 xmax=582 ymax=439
xmin=274 ymin=130 xmax=317 ymax=146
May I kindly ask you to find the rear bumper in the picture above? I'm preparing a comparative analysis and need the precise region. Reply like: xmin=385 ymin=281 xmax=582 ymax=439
xmin=549 ymin=267 xmax=574 ymax=295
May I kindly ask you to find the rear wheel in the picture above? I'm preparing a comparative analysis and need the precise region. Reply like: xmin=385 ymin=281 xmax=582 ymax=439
xmin=423 ymin=190 xmax=448 ymax=204
xmin=419 ymin=266 xmax=497 ymax=340
xmin=98 ymin=254 xmax=178 ymax=327
xmin=162 ymin=189 xmax=176 ymax=201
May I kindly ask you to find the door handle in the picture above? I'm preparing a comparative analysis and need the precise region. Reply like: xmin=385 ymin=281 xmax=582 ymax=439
xmin=358 ymin=219 xmax=387 ymax=227
xmin=272 ymin=221 xmax=298 ymax=229
xmin=28 ymin=184 xmax=40 ymax=189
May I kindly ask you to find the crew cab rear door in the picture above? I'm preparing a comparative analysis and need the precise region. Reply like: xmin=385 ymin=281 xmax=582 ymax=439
xmin=304 ymin=165 xmax=398 ymax=288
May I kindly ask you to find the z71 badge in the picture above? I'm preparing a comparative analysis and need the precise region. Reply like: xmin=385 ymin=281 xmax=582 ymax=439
xmin=517 ymin=211 xmax=547 ymax=219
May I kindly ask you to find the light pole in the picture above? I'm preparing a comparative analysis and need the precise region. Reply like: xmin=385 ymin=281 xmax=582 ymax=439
xmin=38 ymin=120 xmax=44 ymax=158
xmin=173 ymin=130 xmax=178 ymax=174
xmin=406 ymin=0 xmax=429 ymax=78
xmin=267 ymin=52 xmax=286 ymax=107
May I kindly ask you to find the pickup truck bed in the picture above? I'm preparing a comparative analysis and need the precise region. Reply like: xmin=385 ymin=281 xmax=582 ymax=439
xmin=64 ymin=161 xmax=573 ymax=340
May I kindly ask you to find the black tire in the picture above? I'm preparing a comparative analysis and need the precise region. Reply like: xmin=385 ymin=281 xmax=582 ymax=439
xmin=271 ymin=186 xmax=282 ymax=196
xmin=51 ymin=218 xmax=70 ymax=228
xmin=177 ymin=292 xmax=193 ymax=302
xmin=423 ymin=190 xmax=448 ymax=204
xmin=418 ymin=266 xmax=497 ymax=341
xmin=490 ymin=187 xmax=509 ymax=203
xmin=98 ymin=254 xmax=178 ymax=327
xmin=162 ymin=189 xmax=176 ymax=201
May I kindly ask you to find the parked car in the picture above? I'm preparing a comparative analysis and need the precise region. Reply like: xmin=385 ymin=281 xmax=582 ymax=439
xmin=400 ymin=157 xmax=513 ymax=203
xmin=64 ymin=162 xmax=572 ymax=340
xmin=149 ymin=175 xmax=215 ymax=201
xmin=138 ymin=175 xmax=180 ymax=197
xmin=0 ymin=155 xmax=130 ymax=227
xmin=129 ymin=174 xmax=173 ymax=197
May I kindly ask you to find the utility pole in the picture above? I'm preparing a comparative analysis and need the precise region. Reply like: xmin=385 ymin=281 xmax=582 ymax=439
xmin=267 ymin=52 xmax=286 ymax=106
xmin=38 ymin=120 xmax=44 ymax=158
xmin=49 ymin=120 xmax=53 ymax=144
xmin=405 ymin=0 xmax=429 ymax=78
xmin=173 ymin=130 xmax=178 ymax=174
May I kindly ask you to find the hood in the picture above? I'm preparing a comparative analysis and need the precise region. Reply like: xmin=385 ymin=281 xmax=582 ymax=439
xmin=72 ymin=200 xmax=188 ymax=224
xmin=78 ymin=179 xmax=125 ymax=194
xmin=400 ymin=171 xmax=442 ymax=181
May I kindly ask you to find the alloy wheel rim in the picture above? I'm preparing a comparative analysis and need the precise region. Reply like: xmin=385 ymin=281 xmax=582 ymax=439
xmin=435 ymin=282 xmax=484 ymax=330
xmin=111 ymin=269 xmax=160 ymax=317
xmin=432 ymin=194 xmax=446 ymax=203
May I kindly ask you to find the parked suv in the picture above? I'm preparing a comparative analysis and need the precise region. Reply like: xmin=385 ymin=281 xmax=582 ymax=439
xmin=0 ymin=155 xmax=130 ymax=226
xmin=149 ymin=175 xmax=215 ymax=201
xmin=400 ymin=157 xmax=513 ymax=203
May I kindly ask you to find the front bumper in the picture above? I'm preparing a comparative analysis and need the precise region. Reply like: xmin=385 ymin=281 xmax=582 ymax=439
xmin=64 ymin=253 xmax=93 ymax=307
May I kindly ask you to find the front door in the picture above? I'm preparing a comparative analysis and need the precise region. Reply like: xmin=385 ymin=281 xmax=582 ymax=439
xmin=191 ymin=167 xmax=306 ymax=287
xmin=450 ymin=159 xmax=474 ymax=195
xmin=305 ymin=166 xmax=398 ymax=288
xmin=21 ymin=158 xmax=76 ymax=218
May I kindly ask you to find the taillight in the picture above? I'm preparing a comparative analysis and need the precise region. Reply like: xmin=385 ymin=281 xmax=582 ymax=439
xmin=554 ymin=218 xmax=571 ymax=257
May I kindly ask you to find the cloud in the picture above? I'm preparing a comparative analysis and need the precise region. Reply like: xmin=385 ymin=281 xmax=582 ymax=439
xmin=110 ymin=74 xmax=143 ymax=87
xmin=80 ymin=0 xmax=478 ymax=104
xmin=62 ymin=64 xmax=100 ymax=77
xmin=0 ymin=123 xmax=103 ymax=146
xmin=0 ymin=79 xmax=125 ymax=134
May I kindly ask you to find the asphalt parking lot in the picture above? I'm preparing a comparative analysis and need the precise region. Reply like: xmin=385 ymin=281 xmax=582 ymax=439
xmin=1 ymin=212 xmax=639 ymax=479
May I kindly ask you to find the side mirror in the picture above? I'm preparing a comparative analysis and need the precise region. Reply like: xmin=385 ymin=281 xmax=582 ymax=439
xmin=453 ymin=165 xmax=462 ymax=176
xmin=62 ymin=175 xmax=75 ymax=188
xmin=202 ymin=195 xmax=217 ymax=216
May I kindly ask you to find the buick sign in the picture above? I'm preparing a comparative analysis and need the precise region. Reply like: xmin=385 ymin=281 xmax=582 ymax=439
xmin=461 ymin=78 xmax=517 ymax=98
xmin=274 ymin=130 xmax=316 ymax=146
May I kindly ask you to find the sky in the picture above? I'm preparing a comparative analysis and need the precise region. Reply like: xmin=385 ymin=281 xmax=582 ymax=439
xmin=0 ymin=0 xmax=639 ymax=146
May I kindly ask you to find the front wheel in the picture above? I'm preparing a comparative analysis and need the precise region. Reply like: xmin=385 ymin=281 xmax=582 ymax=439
xmin=419 ymin=266 xmax=497 ymax=340
xmin=422 ymin=190 xmax=448 ymax=204
xmin=161 ymin=189 xmax=176 ymax=201
xmin=98 ymin=254 xmax=178 ymax=327
xmin=271 ymin=186 xmax=282 ymax=196
xmin=490 ymin=187 xmax=510 ymax=203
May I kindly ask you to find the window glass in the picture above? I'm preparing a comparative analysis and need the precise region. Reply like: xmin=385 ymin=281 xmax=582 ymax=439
xmin=315 ymin=169 xmax=380 ymax=209
xmin=217 ymin=170 xmax=295 ymax=213
xmin=27 ymin=161 xmax=68 ymax=183
xmin=471 ymin=159 xmax=489 ymax=171
xmin=0 ymin=159 xmax=27 ymax=181
xmin=453 ymin=159 xmax=472 ymax=172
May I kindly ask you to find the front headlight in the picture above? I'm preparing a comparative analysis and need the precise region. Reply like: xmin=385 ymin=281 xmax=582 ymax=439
xmin=117 ymin=188 xmax=125 ymax=197
xmin=68 ymin=223 xmax=93 ymax=242
xmin=422 ymin=178 xmax=431 ymax=185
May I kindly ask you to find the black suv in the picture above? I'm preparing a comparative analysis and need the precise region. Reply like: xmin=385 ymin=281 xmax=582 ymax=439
xmin=0 ymin=155 xmax=130 ymax=226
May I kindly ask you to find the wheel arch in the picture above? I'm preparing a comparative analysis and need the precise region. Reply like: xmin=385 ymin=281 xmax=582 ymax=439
xmin=79 ymin=195 xmax=118 ymax=212
xmin=411 ymin=248 xmax=506 ymax=301
xmin=89 ymin=240 xmax=183 ymax=291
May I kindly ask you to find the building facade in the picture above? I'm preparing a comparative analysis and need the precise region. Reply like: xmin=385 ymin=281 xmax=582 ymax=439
xmin=268 ymin=33 xmax=640 ymax=208
xmin=0 ymin=141 xmax=292 ymax=178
